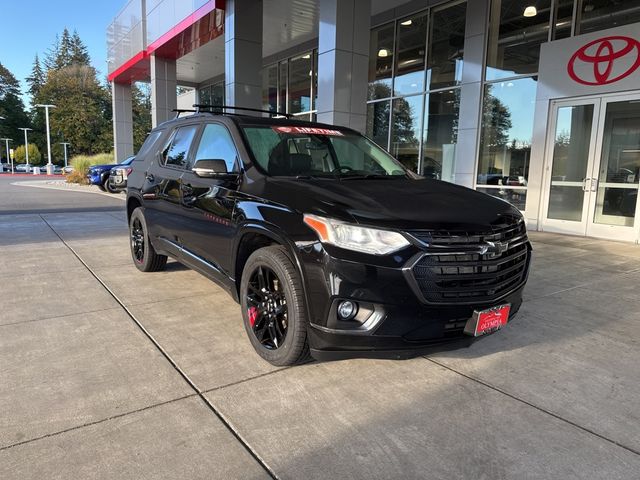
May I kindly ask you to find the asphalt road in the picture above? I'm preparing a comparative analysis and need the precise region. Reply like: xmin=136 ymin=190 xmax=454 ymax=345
xmin=1 ymin=175 xmax=639 ymax=479
xmin=0 ymin=174 xmax=124 ymax=215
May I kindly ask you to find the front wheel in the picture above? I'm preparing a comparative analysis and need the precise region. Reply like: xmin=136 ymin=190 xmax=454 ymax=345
xmin=106 ymin=180 xmax=118 ymax=194
xmin=129 ymin=207 xmax=167 ymax=272
xmin=240 ymin=246 xmax=310 ymax=366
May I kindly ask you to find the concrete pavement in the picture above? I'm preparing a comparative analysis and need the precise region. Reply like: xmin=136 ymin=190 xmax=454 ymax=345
xmin=0 ymin=176 xmax=639 ymax=479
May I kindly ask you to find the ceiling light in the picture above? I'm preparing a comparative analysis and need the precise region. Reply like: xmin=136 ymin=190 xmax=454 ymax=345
xmin=378 ymin=49 xmax=389 ymax=58
xmin=400 ymin=19 xmax=412 ymax=26
xmin=523 ymin=5 xmax=537 ymax=17
xmin=302 ymin=54 xmax=311 ymax=59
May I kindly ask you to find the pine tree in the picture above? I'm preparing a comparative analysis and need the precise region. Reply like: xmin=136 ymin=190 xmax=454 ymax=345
xmin=70 ymin=30 xmax=90 ymax=65
xmin=44 ymin=34 xmax=60 ymax=71
xmin=0 ymin=63 xmax=30 ymax=149
xmin=57 ymin=28 xmax=73 ymax=69
xmin=26 ymin=54 xmax=45 ymax=101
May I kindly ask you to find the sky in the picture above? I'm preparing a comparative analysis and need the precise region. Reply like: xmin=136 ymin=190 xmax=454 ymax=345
xmin=0 ymin=0 xmax=124 ymax=105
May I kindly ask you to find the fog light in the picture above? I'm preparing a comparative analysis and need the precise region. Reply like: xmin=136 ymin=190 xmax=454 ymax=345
xmin=338 ymin=300 xmax=358 ymax=320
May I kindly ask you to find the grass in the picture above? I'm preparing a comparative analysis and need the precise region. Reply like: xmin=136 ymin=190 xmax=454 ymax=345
xmin=66 ymin=153 xmax=115 ymax=184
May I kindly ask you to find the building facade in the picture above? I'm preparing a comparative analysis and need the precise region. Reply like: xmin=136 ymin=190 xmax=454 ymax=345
xmin=108 ymin=0 xmax=640 ymax=243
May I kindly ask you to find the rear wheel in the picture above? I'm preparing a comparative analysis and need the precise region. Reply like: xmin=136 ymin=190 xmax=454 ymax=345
xmin=240 ymin=246 xmax=310 ymax=366
xmin=129 ymin=207 xmax=167 ymax=272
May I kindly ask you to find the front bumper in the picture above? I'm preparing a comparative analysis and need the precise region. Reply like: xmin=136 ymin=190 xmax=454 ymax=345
xmin=296 ymin=241 xmax=530 ymax=361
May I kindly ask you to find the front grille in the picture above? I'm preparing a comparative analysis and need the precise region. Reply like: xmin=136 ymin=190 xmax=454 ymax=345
xmin=406 ymin=218 xmax=530 ymax=304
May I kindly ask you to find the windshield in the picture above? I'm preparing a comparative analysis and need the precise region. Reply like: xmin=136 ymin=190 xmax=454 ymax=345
xmin=242 ymin=126 xmax=410 ymax=178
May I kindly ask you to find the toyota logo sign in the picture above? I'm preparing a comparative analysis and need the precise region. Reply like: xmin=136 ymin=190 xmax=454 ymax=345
xmin=567 ymin=36 xmax=640 ymax=85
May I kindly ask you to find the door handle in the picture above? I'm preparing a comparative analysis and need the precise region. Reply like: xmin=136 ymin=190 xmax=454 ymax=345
xmin=582 ymin=178 xmax=590 ymax=192
xmin=182 ymin=184 xmax=194 ymax=196
xmin=590 ymin=178 xmax=598 ymax=192
xmin=145 ymin=173 xmax=155 ymax=182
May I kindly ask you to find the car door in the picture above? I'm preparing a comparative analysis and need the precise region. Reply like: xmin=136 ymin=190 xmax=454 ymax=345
xmin=178 ymin=122 xmax=241 ymax=279
xmin=142 ymin=123 xmax=200 ymax=255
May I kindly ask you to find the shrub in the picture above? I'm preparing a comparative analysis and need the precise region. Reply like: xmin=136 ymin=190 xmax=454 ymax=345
xmin=14 ymin=144 xmax=42 ymax=165
xmin=66 ymin=152 xmax=115 ymax=184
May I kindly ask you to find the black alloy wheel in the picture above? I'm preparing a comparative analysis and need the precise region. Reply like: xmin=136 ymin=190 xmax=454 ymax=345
xmin=240 ymin=246 xmax=310 ymax=366
xmin=129 ymin=207 xmax=167 ymax=272
xmin=246 ymin=265 xmax=288 ymax=349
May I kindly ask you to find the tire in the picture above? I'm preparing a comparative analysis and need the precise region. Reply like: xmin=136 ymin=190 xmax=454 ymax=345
xmin=240 ymin=245 xmax=310 ymax=366
xmin=106 ymin=180 xmax=118 ymax=194
xmin=129 ymin=207 xmax=167 ymax=272
xmin=97 ymin=183 xmax=107 ymax=192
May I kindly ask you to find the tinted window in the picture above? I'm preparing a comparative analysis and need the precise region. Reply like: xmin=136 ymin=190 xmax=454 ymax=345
xmin=193 ymin=124 xmax=238 ymax=172
xmin=162 ymin=125 xmax=198 ymax=168
xmin=136 ymin=131 xmax=163 ymax=160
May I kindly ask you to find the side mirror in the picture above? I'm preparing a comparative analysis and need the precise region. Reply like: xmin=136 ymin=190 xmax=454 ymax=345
xmin=192 ymin=159 xmax=235 ymax=178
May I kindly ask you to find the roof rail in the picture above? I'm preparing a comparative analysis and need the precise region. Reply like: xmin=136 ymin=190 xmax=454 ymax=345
xmin=172 ymin=109 xmax=197 ymax=119
xmin=192 ymin=104 xmax=292 ymax=119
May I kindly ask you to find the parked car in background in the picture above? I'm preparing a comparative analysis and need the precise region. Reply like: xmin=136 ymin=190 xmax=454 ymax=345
xmin=15 ymin=164 xmax=30 ymax=173
xmin=62 ymin=165 xmax=75 ymax=174
xmin=87 ymin=156 xmax=135 ymax=192
xmin=107 ymin=156 xmax=135 ymax=193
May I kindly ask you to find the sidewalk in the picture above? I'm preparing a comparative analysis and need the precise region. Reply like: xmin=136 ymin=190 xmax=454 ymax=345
xmin=0 ymin=209 xmax=639 ymax=479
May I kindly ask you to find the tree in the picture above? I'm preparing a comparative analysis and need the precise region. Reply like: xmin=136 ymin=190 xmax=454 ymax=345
xmin=26 ymin=54 xmax=45 ymax=101
xmin=481 ymin=86 xmax=512 ymax=147
xmin=14 ymin=144 xmax=42 ymax=164
xmin=44 ymin=34 xmax=61 ymax=71
xmin=58 ymin=28 xmax=73 ymax=69
xmin=0 ymin=62 xmax=30 ymax=141
xmin=132 ymin=82 xmax=151 ymax=152
xmin=70 ymin=30 xmax=90 ymax=65
xmin=36 ymin=64 xmax=112 ymax=155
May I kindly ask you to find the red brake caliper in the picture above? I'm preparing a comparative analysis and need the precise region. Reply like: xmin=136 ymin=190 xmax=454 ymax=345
xmin=248 ymin=306 xmax=258 ymax=327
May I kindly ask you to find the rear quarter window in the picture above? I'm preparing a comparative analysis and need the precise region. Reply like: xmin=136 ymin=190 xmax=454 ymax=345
xmin=134 ymin=130 xmax=163 ymax=161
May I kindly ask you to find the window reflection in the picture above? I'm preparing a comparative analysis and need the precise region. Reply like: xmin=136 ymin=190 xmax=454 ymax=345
xmin=578 ymin=0 xmax=640 ymax=35
xmin=553 ymin=0 xmax=574 ymax=39
xmin=368 ymin=23 xmax=395 ymax=100
xmin=394 ymin=13 xmax=428 ymax=96
xmin=422 ymin=90 xmax=459 ymax=181
xmin=486 ymin=0 xmax=551 ymax=80
xmin=478 ymin=77 xmax=536 ymax=186
xmin=262 ymin=64 xmax=278 ymax=112
xmin=390 ymin=95 xmax=423 ymax=172
xmin=366 ymin=101 xmax=390 ymax=149
xmin=427 ymin=2 xmax=466 ymax=90
xmin=288 ymin=53 xmax=312 ymax=114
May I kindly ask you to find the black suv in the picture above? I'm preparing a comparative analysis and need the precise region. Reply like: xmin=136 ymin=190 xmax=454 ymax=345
xmin=127 ymin=109 xmax=531 ymax=366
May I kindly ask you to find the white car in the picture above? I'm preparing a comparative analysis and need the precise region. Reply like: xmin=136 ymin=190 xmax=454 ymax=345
xmin=15 ymin=164 xmax=30 ymax=173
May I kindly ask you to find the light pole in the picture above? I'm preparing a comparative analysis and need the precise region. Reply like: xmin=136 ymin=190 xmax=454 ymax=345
xmin=60 ymin=142 xmax=70 ymax=168
xmin=0 ymin=138 xmax=13 ymax=173
xmin=18 ymin=128 xmax=33 ymax=172
xmin=35 ymin=104 xmax=56 ymax=174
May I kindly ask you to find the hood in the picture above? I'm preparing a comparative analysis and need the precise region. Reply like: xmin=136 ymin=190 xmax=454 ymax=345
xmin=257 ymin=177 xmax=521 ymax=230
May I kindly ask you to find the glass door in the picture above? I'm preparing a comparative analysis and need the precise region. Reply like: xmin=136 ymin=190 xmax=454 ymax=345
xmin=542 ymin=93 xmax=640 ymax=242
xmin=586 ymin=95 xmax=640 ymax=242
xmin=541 ymin=99 xmax=600 ymax=235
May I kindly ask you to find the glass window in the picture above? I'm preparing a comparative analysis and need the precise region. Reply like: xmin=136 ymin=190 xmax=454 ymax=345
xmin=199 ymin=86 xmax=211 ymax=105
xmin=390 ymin=95 xmax=423 ymax=172
xmin=211 ymin=83 xmax=224 ymax=107
xmin=478 ymin=77 xmax=537 ymax=186
xmin=427 ymin=2 xmax=466 ymax=90
xmin=394 ymin=13 xmax=428 ymax=96
xmin=422 ymin=89 xmax=460 ymax=181
xmin=162 ymin=125 xmax=199 ymax=169
xmin=313 ymin=49 xmax=318 ymax=110
xmin=262 ymin=64 xmax=278 ymax=112
xmin=288 ymin=53 xmax=312 ymax=114
xmin=366 ymin=101 xmax=391 ymax=149
xmin=553 ymin=0 xmax=574 ymax=39
xmin=578 ymin=0 xmax=640 ymax=35
xmin=135 ymin=130 xmax=163 ymax=159
xmin=368 ymin=23 xmax=395 ymax=100
xmin=241 ymin=127 xmax=409 ymax=177
xmin=193 ymin=124 xmax=238 ymax=172
xmin=486 ymin=0 xmax=551 ymax=80
xmin=477 ymin=187 xmax=527 ymax=210
xmin=278 ymin=60 xmax=287 ymax=112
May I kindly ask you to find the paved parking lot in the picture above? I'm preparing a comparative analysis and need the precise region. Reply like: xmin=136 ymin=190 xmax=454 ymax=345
xmin=1 ymin=178 xmax=639 ymax=479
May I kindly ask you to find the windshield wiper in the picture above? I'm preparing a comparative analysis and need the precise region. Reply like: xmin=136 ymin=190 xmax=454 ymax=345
xmin=339 ymin=174 xmax=401 ymax=180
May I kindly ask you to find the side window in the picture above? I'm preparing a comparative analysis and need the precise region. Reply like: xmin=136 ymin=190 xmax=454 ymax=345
xmin=135 ymin=130 xmax=163 ymax=161
xmin=193 ymin=123 xmax=239 ymax=172
xmin=162 ymin=125 xmax=199 ymax=169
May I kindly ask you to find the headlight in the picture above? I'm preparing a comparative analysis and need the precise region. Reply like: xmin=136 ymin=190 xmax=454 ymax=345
xmin=303 ymin=214 xmax=410 ymax=255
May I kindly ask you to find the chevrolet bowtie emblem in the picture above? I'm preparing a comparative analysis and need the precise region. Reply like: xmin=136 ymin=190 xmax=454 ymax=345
xmin=480 ymin=241 xmax=509 ymax=255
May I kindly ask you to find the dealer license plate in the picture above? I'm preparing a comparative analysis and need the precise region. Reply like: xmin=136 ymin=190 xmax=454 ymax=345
xmin=464 ymin=304 xmax=511 ymax=337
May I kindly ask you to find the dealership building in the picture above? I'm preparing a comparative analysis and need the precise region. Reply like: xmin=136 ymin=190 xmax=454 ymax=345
xmin=107 ymin=0 xmax=640 ymax=243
